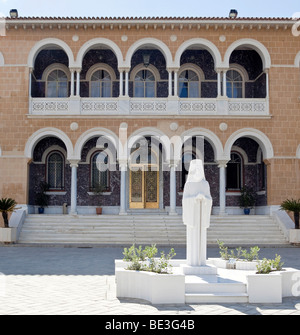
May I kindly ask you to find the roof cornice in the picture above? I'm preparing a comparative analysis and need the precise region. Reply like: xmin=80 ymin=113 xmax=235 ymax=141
xmin=4 ymin=16 xmax=297 ymax=31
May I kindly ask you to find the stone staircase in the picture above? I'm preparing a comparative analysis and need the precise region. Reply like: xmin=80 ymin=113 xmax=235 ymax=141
xmin=17 ymin=214 xmax=289 ymax=246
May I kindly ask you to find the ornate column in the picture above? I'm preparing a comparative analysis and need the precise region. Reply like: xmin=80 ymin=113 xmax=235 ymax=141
xmin=168 ymin=70 xmax=173 ymax=97
xmin=222 ymin=70 xmax=227 ymax=97
xmin=119 ymin=71 xmax=124 ymax=97
xmin=169 ymin=160 xmax=179 ymax=215
xmin=69 ymin=160 xmax=80 ymax=215
xmin=217 ymin=70 xmax=221 ymax=97
xmin=119 ymin=160 xmax=127 ymax=215
xmin=217 ymin=160 xmax=228 ymax=215
xmin=76 ymin=70 xmax=81 ymax=97
xmin=125 ymin=70 xmax=129 ymax=97
xmin=173 ymin=70 xmax=178 ymax=97
xmin=70 ymin=69 xmax=75 ymax=97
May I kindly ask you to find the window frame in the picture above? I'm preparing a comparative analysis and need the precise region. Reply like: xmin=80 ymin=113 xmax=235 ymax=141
xmin=46 ymin=150 xmax=65 ymax=191
xmin=226 ymin=64 xmax=248 ymax=99
xmin=130 ymin=64 xmax=160 ymax=98
xmin=42 ymin=63 xmax=70 ymax=98
xmin=86 ymin=63 xmax=116 ymax=98
xmin=178 ymin=63 xmax=204 ymax=98
xmin=90 ymin=150 xmax=110 ymax=192
xmin=226 ymin=151 xmax=244 ymax=191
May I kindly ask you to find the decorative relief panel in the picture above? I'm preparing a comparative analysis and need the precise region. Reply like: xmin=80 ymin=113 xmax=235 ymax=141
xmin=130 ymin=100 xmax=167 ymax=113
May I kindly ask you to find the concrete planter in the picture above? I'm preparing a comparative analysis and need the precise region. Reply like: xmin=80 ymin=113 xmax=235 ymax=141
xmin=236 ymin=260 xmax=259 ymax=271
xmin=115 ymin=268 xmax=185 ymax=304
xmin=289 ymin=229 xmax=300 ymax=244
xmin=247 ymin=272 xmax=282 ymax=303
xmin=0 ymin=227 xmax=17 ymax=243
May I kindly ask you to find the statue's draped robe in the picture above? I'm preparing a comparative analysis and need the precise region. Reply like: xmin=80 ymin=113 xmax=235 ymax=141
xmin=182 ymin=160 xmax=212 ymax=266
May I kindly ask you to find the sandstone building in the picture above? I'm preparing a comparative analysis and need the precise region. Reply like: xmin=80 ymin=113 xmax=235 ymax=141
xmin=0 ymin=12 xmax=299 ymax=217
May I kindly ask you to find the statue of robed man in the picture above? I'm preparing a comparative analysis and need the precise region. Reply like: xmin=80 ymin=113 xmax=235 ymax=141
xmin=182 ymin=159 xmax=212 ymax=267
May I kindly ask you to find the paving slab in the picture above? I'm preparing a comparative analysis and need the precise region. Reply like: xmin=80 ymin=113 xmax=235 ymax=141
xmin=0 ymin=245 xmax=299 ymax=315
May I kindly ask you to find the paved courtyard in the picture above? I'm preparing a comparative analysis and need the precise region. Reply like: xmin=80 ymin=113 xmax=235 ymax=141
xmin=0 ymin=244 xmax=300 ymax=315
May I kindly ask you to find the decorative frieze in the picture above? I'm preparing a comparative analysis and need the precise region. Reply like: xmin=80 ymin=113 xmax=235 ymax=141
xmin=30 ymin=97 xmax=269 ymax=116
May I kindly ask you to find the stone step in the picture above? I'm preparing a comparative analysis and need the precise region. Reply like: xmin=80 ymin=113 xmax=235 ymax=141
xmin=18 ymin=214 xmax=288 ymax=245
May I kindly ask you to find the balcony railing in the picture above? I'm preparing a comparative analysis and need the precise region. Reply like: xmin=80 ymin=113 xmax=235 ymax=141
xmin=29 ymin=97 xmax=269 ymax=117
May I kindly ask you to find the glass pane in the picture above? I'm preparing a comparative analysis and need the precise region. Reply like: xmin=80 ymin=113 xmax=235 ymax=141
xmin=145 ymin=82 xmax=155 ymax=97
xmin=101 ymin=82 xmax=111 ymax=97
xmin=91 ymin=152 xmax=108 ymax=189
xmin=48 ymin=153 xmax=64 ymax=189
xmin=131 ymin=170 xmax=143 ymax=202
xmin=134 ymin=82 xmax=144 ymax=97
xmin=91 ymin=82 xmax=100 ymax=97
xmin=179 ymin=82 xmax=188 ymax=98
xmin=233 ymin=83 xmax=242 ymax=98
xmin=58 ymin=82 xmax=68 ymax=98
xmin=145 ymin=169 xmax=157 ymax=203
xmin=189 ymin=82 xmax=199 ymax=98
xmin=47 ymin=82 xmax=57 ymax=97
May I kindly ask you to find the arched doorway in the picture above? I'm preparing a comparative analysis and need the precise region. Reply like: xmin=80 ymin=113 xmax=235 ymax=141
xmin=129 ymin=137 xmax=160 ymax=209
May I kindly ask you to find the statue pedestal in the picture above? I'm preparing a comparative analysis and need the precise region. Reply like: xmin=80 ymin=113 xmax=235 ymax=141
xmin=180 ymin=263 xmax=217 ymax=275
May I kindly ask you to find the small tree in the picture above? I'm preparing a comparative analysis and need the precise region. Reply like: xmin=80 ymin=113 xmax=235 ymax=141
xmin=239 ymin=186 xmax=256 ymax=209
xmin=35 ymin=182 xmax=50 ymax=210
xmin=0 ymin=198 xmax=19 ymax=228
xmin=280 ymin=198 xmax=300 ymax=229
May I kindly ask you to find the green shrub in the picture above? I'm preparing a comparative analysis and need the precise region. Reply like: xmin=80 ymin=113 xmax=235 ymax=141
xmin=122 ymin=244 xmax=176 ymax=274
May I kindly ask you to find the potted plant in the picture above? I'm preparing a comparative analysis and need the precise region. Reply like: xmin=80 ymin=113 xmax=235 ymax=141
xmin=280 ymin=198 xmax=300 ymax=229
xmin=239 ymin=186 xmax=256 ymax=214
xmin=116 ymin=244 xmax=185 ymax=304
xmin=0 ymin=197 xmax=19 ymax=228
xmin=35 ymin=182 xmax=50 ymax=214
xmin=92 ymin=182 xmax=106 ymax=215
xmin=247 ymin=255 xmax=284 ymax=303
xmin=280 ymin=198 xmax=300 ymax=244
xmin=0 ymin=197 xmax=19 ymax=243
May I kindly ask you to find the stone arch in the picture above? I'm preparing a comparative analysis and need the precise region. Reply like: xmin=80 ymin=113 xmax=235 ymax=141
xmin=73 ymin=127 xmax=120 ymax=161
xmin=294 ymin=51 xmax=300 ymax=67
xmin=224 ymin=128 xmax=274 ymax=161
xmin=24 ymin=128 xmax=74 ymax=160
xmin=0 ymin=52 xmax=4 ymax=66
xmin=296 ymin=144 xmax=300 ymax=158
xmin=124 ymin=38 xmax=173 ymax=69
xmin=127 ymin=127 xmax=171 ymax=163
xmin=224 ymin=39 xmax=271 ymax=71
xmin=27 ymin=38 xmax=75 ymax=69
xmin=176 ymin=128 xmax=224 ymax=162
xmin=174 ymin=38 xmax=223 ymax=69
xmin=75 ymin=38 xmax=124 ymax=69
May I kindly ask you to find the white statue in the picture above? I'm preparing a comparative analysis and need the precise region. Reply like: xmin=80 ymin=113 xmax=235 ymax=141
xmin=182 ymin=159 xmax=212 ymax=267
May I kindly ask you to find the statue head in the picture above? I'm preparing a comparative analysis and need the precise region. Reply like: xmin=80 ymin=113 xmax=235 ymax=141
xmin=187 ymin=159 xmax=205 ymax=182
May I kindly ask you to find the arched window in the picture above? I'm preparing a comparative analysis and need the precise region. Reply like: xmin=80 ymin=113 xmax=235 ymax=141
xmin=226 ymin=69 xmax=244 ymax=98
xmin=226 ymin=152 xmax=243 ymax=190
xmin=90 ymin=151 xmax=109 ymax=191
xmin=46 ymin=69 xmax=69 ymax=98
xmin=47 ymin=151 xmax=64 ymax=190
xmin=134 ymin=69 xmax=155 ymax=97
xmin=179 ymin=69 xmax=200 ymax=98
xmin=90 ymin=69 xmax=112 ymax=97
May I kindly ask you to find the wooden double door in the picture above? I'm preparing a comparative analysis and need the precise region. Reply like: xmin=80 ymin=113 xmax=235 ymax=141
xmin=129 ymin=164 xmax=159 ymax=209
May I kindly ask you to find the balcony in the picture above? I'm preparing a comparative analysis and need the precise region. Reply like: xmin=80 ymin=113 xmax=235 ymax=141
xmin=29 ymin=96 xmax=269 ymax=117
